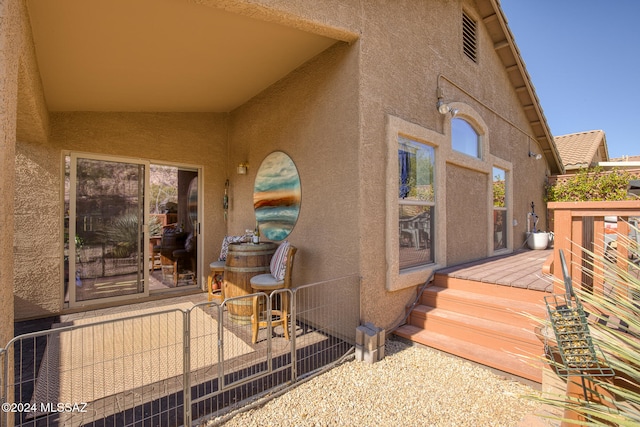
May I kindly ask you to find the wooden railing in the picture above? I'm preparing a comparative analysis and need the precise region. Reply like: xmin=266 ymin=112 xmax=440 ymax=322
xmin=547 ymin=201 xmax=640 ymax=297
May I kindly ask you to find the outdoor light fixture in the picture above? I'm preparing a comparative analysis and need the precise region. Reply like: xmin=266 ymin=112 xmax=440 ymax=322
xmin=437 ymin=97 xmax=450 ymax=114
xmin=436 ymin=87 xmax=458 ymax=117
xmin=528 ymin=151 xmax=543 ymax=160
xmin=237 ymin=163 xmax=248 ymax=174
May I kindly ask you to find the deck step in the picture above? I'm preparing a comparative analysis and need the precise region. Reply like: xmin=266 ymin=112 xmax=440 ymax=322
xmin=420 ymin=286 xmax=546 ymax=327
xmin=432 ymin=275 xmax=551 ymax=302
xmin=394 ymin=324 xmax=543 ymax=383
xmin=409 ymin=305 xmax=541 ymax=356
xmin=397 ymin=275 xmax=549 ymax=384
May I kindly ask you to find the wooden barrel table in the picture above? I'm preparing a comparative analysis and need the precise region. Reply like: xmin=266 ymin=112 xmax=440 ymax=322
xmin=224 ymin=242 xmax=277 ymax=323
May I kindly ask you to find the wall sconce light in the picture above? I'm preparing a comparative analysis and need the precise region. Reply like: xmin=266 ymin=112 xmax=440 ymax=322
xmin=237 ymin=163 xmax=248 ymax=174
xmin=436 ymin=87 xmax=458 ymax=117
xmin=528 ymin=151 xmax=542 ymax=160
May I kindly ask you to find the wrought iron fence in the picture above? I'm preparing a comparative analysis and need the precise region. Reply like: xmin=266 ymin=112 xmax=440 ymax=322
xmin=1 ymin=275 xmax=360 ymax=427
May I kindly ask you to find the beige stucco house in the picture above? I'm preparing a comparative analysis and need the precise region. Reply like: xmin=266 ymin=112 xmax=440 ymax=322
xmin=1 ymin=0 xmax=564 ymax=348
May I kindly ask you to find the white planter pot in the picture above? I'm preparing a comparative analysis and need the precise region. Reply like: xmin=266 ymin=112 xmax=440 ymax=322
xmin=527 ymin=232 xmax=550 ymax=250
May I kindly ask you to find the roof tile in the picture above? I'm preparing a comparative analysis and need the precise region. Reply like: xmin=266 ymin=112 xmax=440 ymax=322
xmin=554 ymin=130 xmax=607 ymax=170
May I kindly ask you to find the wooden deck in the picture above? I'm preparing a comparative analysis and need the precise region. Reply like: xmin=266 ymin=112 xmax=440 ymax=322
xmin=436 ymin=248 xmax=554 ymax=292
xmin=396 ymin=249 xmax=556 ymax=383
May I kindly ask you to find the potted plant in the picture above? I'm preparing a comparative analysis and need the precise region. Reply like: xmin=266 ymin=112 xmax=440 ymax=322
xmin=526 ymin=201 xmax=552 ymax=250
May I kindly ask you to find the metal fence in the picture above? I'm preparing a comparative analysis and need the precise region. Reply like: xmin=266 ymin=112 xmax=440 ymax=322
xmin=1 ymin=275 xmax=360 ymax=427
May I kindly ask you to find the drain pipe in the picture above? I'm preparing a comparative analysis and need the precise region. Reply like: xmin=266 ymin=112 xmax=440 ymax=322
xmin=388 ymin=271 xmax=436 ymax=334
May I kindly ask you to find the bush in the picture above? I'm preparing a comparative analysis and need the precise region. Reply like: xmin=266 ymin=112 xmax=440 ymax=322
xmin=546 ymin=167 xmax=638 ymax=202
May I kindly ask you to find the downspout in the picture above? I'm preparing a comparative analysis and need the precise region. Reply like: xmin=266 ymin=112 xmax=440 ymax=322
xmin=388 ymin=271 xmax=436 ymax=334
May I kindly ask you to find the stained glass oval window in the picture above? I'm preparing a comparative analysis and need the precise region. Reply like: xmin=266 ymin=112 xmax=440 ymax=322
xmin=253 ymin=151 xmax=301 ymax=241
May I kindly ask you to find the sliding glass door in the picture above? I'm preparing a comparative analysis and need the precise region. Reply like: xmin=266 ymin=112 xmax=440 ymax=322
xmin=67 ymin=154 xmax=149 ymax=307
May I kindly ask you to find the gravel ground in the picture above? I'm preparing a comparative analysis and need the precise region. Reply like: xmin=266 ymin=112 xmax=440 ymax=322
xmin=207 ymin=338 xmax=555 ymax=427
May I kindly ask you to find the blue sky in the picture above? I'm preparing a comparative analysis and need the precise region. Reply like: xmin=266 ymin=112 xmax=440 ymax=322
xmin=500 ymin=1 xmax=640 ymax=159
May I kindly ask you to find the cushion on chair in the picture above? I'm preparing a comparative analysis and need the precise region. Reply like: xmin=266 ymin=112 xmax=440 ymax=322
xmin=269 ymin=240 xmax=290 ymax=281
xmin=219 ymin=235 xmax=245 ymax=261
xmin=209 ymin=260 xmax=225 ymax=269
xmin=250 ymin=273 xmax=283 ymax=288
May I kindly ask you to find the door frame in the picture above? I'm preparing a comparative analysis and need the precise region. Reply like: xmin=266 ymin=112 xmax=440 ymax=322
xmin=64 ymin=152 xmax=204 ymax=309
xmin=67 ymin=152 xmax=151 ymax=308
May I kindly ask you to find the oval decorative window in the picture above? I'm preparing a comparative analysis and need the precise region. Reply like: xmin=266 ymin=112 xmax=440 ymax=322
xmin=253 ymin=151 xmax=301 ymax=241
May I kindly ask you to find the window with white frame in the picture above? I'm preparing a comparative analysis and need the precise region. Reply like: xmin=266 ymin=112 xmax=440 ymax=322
xmin=452 ymin=118 xmax=480 ymax=158
xmin=493 ymin=167 xmax=507 ymax=250
xmin=398 ymin=136 xmax=435 ymax=269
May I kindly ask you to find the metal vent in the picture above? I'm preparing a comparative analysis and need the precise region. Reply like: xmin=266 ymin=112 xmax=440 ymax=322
xmin=462 ymin=12 xmax=477 ymax=62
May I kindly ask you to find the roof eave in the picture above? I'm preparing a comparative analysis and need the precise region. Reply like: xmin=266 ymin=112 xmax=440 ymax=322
xmin=477 ymin=0 xmax=565 ymax=174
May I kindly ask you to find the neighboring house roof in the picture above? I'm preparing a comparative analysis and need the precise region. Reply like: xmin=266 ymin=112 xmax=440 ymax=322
xmin=611 ymin=155 xmax=640 ymax=162
xmin=554 ymin=130 xmax=609 ymax=170
xmin=477 ymin=0 xmax=564 ymax=174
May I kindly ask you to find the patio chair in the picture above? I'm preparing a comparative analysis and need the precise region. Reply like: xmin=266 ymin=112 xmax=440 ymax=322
xmin=207 ymin=235 xmax=245 ymax=302
xmin=172 ymin=231 xmax=196 ymax=286
xmin=249 ymin=242 xmax=297 ymax=343
xmin=154 ymin=225 xmax=179 ymax=283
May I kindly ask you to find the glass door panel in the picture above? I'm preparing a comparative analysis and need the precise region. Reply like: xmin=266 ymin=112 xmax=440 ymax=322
xmin=148 ymin=165 xmax=200 ymax=291
xmin=68 ymin=154 xmax=149 ymax=306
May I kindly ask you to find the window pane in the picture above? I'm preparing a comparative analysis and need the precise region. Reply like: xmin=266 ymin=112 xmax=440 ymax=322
xmin=493 ymin=167 xmax=507 ymax=250
xmin=494 ymin=210 xmax=507 ymax=250
xmin=399 ymin=205 xmax=434 ymax=269
xmin=398 ymin=136 xmax=434 ymax=202
xmin=71 ymin=157 xmax=146 ymax=303
xmin=452 ymin=118 xmax=480 ymax=158
xmin=493 ymin=167 xmax=505 ymax=207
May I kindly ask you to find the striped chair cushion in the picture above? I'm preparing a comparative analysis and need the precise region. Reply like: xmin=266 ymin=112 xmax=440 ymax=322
xmin=270 ymin=240 xmax=290 ymax=281
xmin=219 ymin=235 xmax=245 ymax=261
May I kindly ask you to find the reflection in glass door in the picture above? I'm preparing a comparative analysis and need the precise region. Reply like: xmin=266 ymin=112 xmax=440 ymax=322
xmin=68 ymin=154 xmax=149 ymax=306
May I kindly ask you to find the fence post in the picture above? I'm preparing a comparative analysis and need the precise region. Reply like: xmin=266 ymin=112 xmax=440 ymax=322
xmin=217 ymin=302 xmax=225 ymax=388
xmin=551 ymin=206 xmax=573 ymax=294
xmin=1 ymin=347 xmax=6 ymax=427
xmin=183 ymin=309 xmax=191 ymax=427
xmin=290 ymin=288 xmax=297 ymax=384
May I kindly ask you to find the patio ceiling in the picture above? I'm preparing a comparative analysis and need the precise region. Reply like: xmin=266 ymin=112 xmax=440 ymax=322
xmin=26 ymin=0 xmax=339 ymax=113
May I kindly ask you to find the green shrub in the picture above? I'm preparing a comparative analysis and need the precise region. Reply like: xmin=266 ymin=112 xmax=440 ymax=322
xmin=546 ymin=167 xmax=637 ymax=202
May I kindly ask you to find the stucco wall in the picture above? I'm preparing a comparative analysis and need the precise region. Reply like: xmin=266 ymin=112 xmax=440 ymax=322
xmin=1 ymin=0 xmax=20 ymax=347
xmin=357 ymin=1 xmax=453 ymax=328
xmin=9 ymin=0 xmax=553 ymax=332
xmin=227 ymin=41 xmax=360 ymax=285
xmin=13 ymin=112 xmax=228 ymax=320
xmin=445 ymin=165 xmax=489 ymax=265
xmin=355 ymin=0 xmax=550 ymax=326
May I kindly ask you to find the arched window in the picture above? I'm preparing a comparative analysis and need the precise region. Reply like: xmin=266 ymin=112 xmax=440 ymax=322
xmin=451 ymin=118 xmax=480 ymax=158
